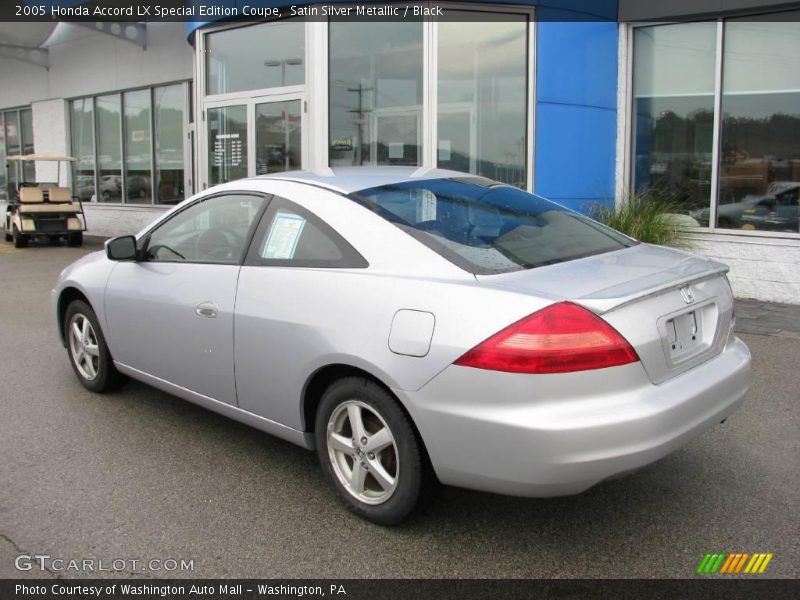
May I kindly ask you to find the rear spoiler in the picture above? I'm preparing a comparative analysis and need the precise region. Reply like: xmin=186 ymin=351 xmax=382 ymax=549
xmin=576 ymin=261 xmax=730 ymax=314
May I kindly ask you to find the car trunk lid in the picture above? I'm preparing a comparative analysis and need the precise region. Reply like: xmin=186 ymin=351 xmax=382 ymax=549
xmin=476 ymin=244 xmax=734 ymax=384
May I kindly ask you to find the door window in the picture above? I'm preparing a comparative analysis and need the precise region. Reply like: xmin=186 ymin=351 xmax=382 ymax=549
xmin=146 ymin=193 xmax=266 ymax=264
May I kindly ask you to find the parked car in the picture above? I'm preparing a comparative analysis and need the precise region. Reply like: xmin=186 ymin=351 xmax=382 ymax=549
xmin=53 ymin=168 xmax=751 ymax=524
xmin=740 ymin=183 xmax=799 ymax=232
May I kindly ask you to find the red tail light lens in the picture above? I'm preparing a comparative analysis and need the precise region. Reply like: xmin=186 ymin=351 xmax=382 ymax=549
xmin=454 ymin=302 xmax=639 ymax=374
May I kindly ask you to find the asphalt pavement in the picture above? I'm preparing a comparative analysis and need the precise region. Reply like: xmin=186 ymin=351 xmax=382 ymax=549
xmin=0 ymin=240 xmax=798 ymax=579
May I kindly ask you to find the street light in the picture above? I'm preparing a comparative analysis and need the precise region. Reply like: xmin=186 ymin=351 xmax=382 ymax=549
xmin=263 ymin=58 xmax=303 ymax=86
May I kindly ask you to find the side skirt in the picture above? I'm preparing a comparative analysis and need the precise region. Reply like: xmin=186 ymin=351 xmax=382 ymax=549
xmin=114 ymin=362 xmax=315 ymax=450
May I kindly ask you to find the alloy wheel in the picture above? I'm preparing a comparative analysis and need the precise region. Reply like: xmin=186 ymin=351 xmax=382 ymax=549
xmin=326 ymin=400 xmax=399 ymax=505
xmin=68 ymin=313 xmax=100 ymax=380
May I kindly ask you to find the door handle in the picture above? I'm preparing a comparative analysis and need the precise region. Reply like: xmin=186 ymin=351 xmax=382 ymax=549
xmin=195 ymin=301 xmax=219 ymax=318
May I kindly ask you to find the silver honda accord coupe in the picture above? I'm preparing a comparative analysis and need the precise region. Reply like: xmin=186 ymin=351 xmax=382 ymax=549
xmin=53 ymin=167 xmax=751 ymax=524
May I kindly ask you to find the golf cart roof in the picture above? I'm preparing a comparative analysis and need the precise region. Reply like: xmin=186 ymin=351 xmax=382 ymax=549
xmin=6 ymin=153 xmax=76 ymax=162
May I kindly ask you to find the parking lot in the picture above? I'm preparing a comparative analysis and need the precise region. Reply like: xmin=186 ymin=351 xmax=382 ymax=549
xmin=0 ymin=241 xmax=798 ymax=579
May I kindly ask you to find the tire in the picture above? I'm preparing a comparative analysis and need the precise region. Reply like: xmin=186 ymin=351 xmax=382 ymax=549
xmin=64 ymin=300 xmax=126 ymax=393
xmin=315 ymin=376 xmax=436 ymax=525
xmin=48 ymin=235 xmax=62 ymax=245
xmin=67 ymin=232 xmax=83 ymax=247
xmin=12 ymin=226 xmax=28 ymax=248
xmin=3 ymin=231 xmax=11 ymax=242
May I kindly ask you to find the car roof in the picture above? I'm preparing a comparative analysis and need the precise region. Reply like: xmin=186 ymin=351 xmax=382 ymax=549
xmin=250 ymin=166 xmax=469 ymax=194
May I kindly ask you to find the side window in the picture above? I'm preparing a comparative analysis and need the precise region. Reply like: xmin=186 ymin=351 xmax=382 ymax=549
xmin=146 ymin=193 xmax=267 ymax=264
xmin=247 ymin=197 xmax=367 ymax=268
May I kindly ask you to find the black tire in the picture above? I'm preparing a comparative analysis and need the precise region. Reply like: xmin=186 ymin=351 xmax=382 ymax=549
xmin=64 ymin=300 xmax=126 ymax=393
xmin=3 ymin=231 xmax=11 ymax=242
xmin=48 ymin=235 xmax=62 ymax=245
xmin=12 ymin=226 xmax=28 ymax=248
xmin=315 ymin=376 xmax=437 ymax=525
xmin=67 ymin=232 xmax=83 ymax=247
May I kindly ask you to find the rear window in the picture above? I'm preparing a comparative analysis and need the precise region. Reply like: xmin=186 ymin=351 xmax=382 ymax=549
xmin=348 ymin=178 xmax=635 ymax=275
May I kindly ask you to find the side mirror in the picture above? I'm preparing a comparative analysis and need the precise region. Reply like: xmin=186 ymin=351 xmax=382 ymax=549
xmin=105 ymin=235 xmax=138 ymax=261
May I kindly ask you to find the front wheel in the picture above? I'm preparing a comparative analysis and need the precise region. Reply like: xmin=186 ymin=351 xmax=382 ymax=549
xmin=64 ymin=300 xmax=125 ymax=392
xmin=315 ymin=377 xmax=436 ymax=525
xmin=67 ymin=232 xmax=83 ymax=247
xmin=12 ymin=225 xmax=28 ymax=248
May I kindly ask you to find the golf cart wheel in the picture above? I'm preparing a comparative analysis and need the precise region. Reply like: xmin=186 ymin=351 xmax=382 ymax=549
xmin=3 ymin=231 xmax=10 ymax=242
xmin=12 ymin=226 xmax=28 ymax=248
xmin=67 ymin=232 xmax=83 ymax=247
xmin=48 ymin=235 xmax=61 ymax=245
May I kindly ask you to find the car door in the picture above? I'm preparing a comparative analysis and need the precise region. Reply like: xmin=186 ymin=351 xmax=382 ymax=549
xmin=233 ymin=195 xmax=368 ymax=428
xmin=104 ymin=192 xmax=268 ymax=405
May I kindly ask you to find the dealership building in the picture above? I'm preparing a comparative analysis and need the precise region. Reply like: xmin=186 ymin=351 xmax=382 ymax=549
xmin=0 ymin=0 xmax=798 ymax=303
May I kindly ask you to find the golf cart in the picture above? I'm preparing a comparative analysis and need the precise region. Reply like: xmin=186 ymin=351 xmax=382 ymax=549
xmin=3 ymin=154 xmax=86 ymax=248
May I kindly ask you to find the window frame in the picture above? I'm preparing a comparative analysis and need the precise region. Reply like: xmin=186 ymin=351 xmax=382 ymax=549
xmin=67 ymin=80 xmax=191 ymax=206
xmin=326 ymin=3 xmax=536 ymax=190
xmin=625 ymin=13 xmax=800 ymax=240
xmin=244 ymin=195 xmax=368 ymax=269
xmin=138 ymin=190 xmax=270 ymax=266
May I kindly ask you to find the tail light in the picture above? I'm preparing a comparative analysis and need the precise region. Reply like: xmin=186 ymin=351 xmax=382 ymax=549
xmin=454 ymin=302 xmax=639 ymax=374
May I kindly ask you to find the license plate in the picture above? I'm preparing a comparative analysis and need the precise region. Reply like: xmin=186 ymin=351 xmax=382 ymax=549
xmin=666 ymin=309 xmax=703 ymax=360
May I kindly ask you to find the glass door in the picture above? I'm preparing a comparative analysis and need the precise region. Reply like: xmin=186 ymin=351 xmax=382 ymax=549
xmin=203 ymin=94 xmax=304 ymax=186
xmin=254 ymin=99 xmax=303 ymax=175
xmin=207 ymin=104 xmax=248 ymax=186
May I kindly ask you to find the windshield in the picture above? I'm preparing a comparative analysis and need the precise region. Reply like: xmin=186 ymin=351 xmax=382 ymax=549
xmin=349 ymin=178 xmax=636 ymax=275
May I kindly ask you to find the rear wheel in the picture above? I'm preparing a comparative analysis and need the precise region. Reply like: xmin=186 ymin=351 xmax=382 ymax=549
xmin=48 ymin=235 xmax=62 ymax=245
xmin=64 ymin=300 xmax=125 ymax=392
xmin=315 ymin=377 xmax=436 ymax=525
xmin=67 ymin=232 xmax=83 ymax=247
xmin=12 ymin=225 xmax=28 ymax=248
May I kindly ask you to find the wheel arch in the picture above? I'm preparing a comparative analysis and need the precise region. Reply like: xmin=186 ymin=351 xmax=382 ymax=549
xmin=57 ymin=286 xmax=92 ymax=347
xmin=301 ymin=364 xmax=430 ymax=457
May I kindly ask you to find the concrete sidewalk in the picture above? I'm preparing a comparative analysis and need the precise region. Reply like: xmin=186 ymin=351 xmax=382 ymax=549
xmin=735 ymin=299 xmax=800 ymax=340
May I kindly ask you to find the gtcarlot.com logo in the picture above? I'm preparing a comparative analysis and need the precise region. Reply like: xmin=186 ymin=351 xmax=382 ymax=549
xmin=15 ymin=554 xmax=194 ymax=573
xmin=696 ymin=552 xmax=773 ymax=575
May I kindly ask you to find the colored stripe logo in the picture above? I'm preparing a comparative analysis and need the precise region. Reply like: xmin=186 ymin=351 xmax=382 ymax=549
xmin=696 ymin=552 xmax=773 ymax=574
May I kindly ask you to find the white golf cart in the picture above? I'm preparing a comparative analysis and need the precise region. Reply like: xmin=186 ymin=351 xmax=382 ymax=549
xmin=3 ymin=154 xmax=86 ymax=248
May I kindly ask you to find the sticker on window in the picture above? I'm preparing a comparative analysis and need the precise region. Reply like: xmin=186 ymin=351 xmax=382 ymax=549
xmin=262 ymin=212 xmax=306 ymax=259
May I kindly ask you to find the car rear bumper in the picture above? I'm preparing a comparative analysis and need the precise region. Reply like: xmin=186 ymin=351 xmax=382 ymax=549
xmin=396 ymin=336 xmax=751 ymax=497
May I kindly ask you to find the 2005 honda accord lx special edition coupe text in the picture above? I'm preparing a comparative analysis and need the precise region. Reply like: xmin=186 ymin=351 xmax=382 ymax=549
xmin=53 ymin=168 xmax=751 ymax=524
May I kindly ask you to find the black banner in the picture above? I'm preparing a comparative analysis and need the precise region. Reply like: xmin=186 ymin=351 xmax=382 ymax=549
xmin=2 ymin=579 xmax=800 ymax=600
xmin=3 ymin=0 xmax=800 ymax=22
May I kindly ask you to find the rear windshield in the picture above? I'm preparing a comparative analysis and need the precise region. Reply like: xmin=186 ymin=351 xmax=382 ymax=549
xmin=348 ymin=178 xmax=636 ymax=275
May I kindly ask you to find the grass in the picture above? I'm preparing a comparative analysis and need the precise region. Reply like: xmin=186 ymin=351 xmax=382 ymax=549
xmin=592 ymin=191 xmax=690 ymax=248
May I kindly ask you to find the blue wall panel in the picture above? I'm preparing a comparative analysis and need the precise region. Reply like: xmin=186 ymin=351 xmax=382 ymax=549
xmin=534 ymin=103 xmax=617 ymax=210
xmin=535 ymin=18 xmax=618 ymax=213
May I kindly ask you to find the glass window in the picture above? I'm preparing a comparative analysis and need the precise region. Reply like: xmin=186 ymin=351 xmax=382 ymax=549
xmin=0 ymin=113 xmax=6 ymax=200
xmin=154 ymin=84 xmax=185 ymax=205
xmin=633 ymin=23 xmax=717 ymax=223
xmin=438 ymin=14 xmax=528 ymax=187
xmin=247 ymin=196 xmax=367 ymax=268
xmin=255 ymin=100 xmax=302 ymax=175
xmin=350 ymin=178 xmax=634 ymax=275
xmin=20 ymin=109 xmax=34 ymax=182
xmin=206 ymin=21 xmax=305 ymax=95
xmin=5 ymin=111 xmax=21 ymax=196
xmin=329 ymin=21 xmax=423 ymax=167
xmin=96 ymin=94 xmax=123 ymax=203
xmin=146 ymin=194 xmax=267 ymax=263
xmin=717 ymin=15 xmax=800 ymax=233
xmin=123 ymin=90 xmax=152 ymax=203
xmin=71 ymin=99 xmax=95 ymax=203
xmin=208 ymin=105 xmax=247 ymax=185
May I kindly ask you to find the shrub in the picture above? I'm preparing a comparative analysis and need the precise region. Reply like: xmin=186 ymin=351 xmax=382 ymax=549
xmin=592 ymin=191 xmax=691 ymax=248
